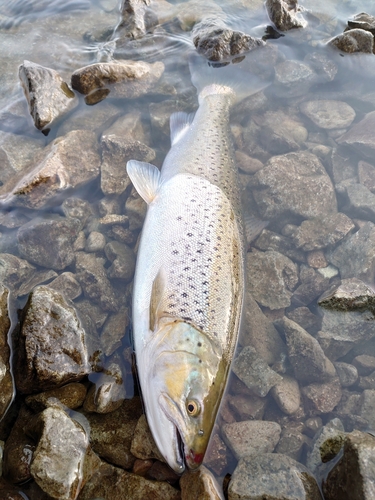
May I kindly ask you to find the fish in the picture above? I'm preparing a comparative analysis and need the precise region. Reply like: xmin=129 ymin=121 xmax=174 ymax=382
xmin=127 ymin=55 xmax=269 ymax=473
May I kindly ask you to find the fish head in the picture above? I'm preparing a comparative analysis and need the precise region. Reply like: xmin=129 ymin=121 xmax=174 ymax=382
xmin=145 ymin=318 xmax=228 ymax=473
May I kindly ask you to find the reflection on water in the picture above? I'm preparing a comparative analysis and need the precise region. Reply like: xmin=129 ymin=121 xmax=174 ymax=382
xmin=1 ymin=0 xmax=375 ymax=498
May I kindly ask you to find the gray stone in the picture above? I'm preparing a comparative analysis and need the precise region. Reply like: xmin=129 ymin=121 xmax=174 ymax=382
xmin=228 ymin=453 xmax=322 ymax=500
xmin=180 ymin=465 xmax=223 ymax=500
xmin=301 ymin=378 xmax=342 ymax=417
xmin=265 ymin=0 xmax=307 ymax=31
xmin=17 ymin=216 xmax=81 ymax=270
xmin=334 ymin=362 xmax=358 ymax=387
xmin=16 ymin=269 xmax=58 ymax=297
xmin=271 ymin=374 xmax=301 ymax=415
xmin=0 ymin=253 xmax=35 ymax=293
xmin=235 ymin=151 xmax=263 ymax=174
xmin=330 ymin=225 xmax=375 ymax=279
xmin=125 ymin=188 xmax=147 ymax=230
xmin=286 ymin=307 xmax=321 ymax=334
xmin=318 ymin=277 xmax=375 ymax=312
xmin=105 ymin=240 xmax=136 ymax=282
xmin=19 ymin=60 xmax=77 ymax=131
xmin=75 ymin=252 xmax=118 ymax=312
xmin=15 ymin=286 xmax=91 ymax=394
xmin=0 ymin=130 xmax=101 ymax=209
xmin=358 ymin=389 xmax=375 ymax=430
xmin=274 ymin=60 xmax=317 ymax=97
xmin=84 ymin=362 xmax=125 ymax=414
xmin=117 ymin=0 xmax=156 ymax=40
xmin=246 ymin=249 xmax=298 ymax=309
xmin=71 ymin=60 xmax=164 ymax=103
xmin=358 ymin=371 xmax=375 ymax=390
xmin=300 ymin=100 xmax=355 ymax=130
xmin=329 ymin=148 xmax=357 ymax=185
xmin=85 ymin=231 xmax=106 ymax=253
xmin=48 ymin=272 xmax=82 ymax=301
xmin=292 ymin=265 xmax=331 ymax=307
xmin=62 ymin=197 xmax=93 ymax=226
xmin=328 ymin=28 xmax=374 ymax=54
xmin=304 ymin=51 xmax=338 ymax=82
xmin=304 ymin=417 xmax=323 ymax=438
xmin=277 ymin=317 xmax=336 ymax=384
xmin=323 ymin=430 xmax=375 ymax=500
xmin=227 ymin=394 xmax=267 ymax=421
xmin=222 ymin=420 xmax=281 ymax=460
xmin=292 ymin=213 xmax=355 ymax=251
xmin=345 ymin=183 xmax=375 ymax=222
xmin=232 ymin=346 xmax=282 ymax=397
xmin=352 ymin=354 xmax=375 ymax=375
xmin=250 ymin=151 xmax=337 ymax=221
xmin=275 ymin=425 xmax=308 ymax=462
xmin=100 ymin=306 xmax=130 ymax=356
xmin=358 ymin=160 xmax=375 ymax=193
xmin=130 ymin=414 xmax=165 ymax=462
xmin=27 ymin=406 xmax=100 ymax=500
xmin=338 ymin=111 xmax=375 ymax=159
xmin=253 ymin=229 xmax=306 ymax=262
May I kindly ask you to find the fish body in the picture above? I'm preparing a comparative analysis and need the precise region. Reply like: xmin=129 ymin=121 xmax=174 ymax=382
xmin=127 ymin=73 xmax=249 ymax=473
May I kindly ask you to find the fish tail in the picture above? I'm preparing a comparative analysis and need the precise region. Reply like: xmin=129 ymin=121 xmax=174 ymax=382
xmin=189 ymin=52 xmax=271 ymax=105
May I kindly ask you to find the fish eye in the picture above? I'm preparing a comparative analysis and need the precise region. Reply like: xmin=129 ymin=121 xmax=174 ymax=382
xmin=186 ymin=399 xmax=200 ymax=417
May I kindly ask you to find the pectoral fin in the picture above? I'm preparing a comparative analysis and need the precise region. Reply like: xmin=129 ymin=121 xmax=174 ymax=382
xmin=150 ymin=268 xmax=166 ymax=331
xmin=126 ymin=160 xmax=161 ymax=204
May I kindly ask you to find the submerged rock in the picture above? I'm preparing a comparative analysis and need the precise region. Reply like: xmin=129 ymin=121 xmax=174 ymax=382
xmin=300 ymin=100 xmax=356 ymax=130
xmin=83 ymin=362 xmax=126 ymax=413
xmin=0 ymin=285 xmax=13 ymax=421
xmin=338 ymin=110 xmax=375 ymax=159
xmin=265 ymin=0 xmax=307 ymax=31
xmin=117 ymin=0 xmax=155 ymax=40
xmin=15 ymin=286 xmax=91 ymax=394
xmin=0 ymin=253 xmax=35 ymax=293
xmin=19 ymin=60 xmax=77 ymax=132
xmin=318 ymin=277 xmax=375 ymax=312
xmin=71 ymin=60 xmax=164 ymax=103
xmin=228 ymin=453 xmax=322 ymax=500
xmin=328 ymin=28 xmax=374 ymax=54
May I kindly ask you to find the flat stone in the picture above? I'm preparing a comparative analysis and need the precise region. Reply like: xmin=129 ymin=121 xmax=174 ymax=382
xmin=19 ymin=60 xmax=77 ymax=131
xmin=271 ymin=374 xmax=301 ymax=415
xmin=292 ymin=213 xmax=354 ymax=251
xmin=0 ymin=130 xmax=101 ymax=209
xmin=71 ymin=60 xmax=164 ymax=103
xmin=338 ymin=111 xmax=375 ymax=159
xmin=180 ymin=465 xmax=223 ymax=499
xmin=300 ymin=100 xmax=355 ymax=130
xmin=17 ymin=216 xmax=81 ymax=270
xmin=15 ymin=286 xmax=91 ymax=394
xmin=222 ymin=420 xmax=281 ymax=460
xmin=301 ymin=378 xmax=342 ymax=417
xmin=250 ymin=151 xmax=337 ymax=221
xmin=265 ymin=0 xmax=307 ymax=31
xmin=232 ymin=346 xmax=282 ymax=397
xmin=334 ymin=362 xmax=358 ymax=387
xmin=329 ymin=222 xmax=375 ymax=281
xmin=323 ymin=430 xmax=375 ymax=500
xmin=27 ymin=406 xmax=100 ymax=500
xmin=25 ymin=383 xmax=87 ymax=412
xmin=246 ymin=249 xmax=298 ymax=310
xmin=228 ymin=453 xmax=322 ymax=500
xmin=328 ymin=28 xmax=374 ymax=54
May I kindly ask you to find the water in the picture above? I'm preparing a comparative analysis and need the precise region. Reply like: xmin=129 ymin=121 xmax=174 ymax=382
xmin=1 ymin=0 xmax=375 ymax=498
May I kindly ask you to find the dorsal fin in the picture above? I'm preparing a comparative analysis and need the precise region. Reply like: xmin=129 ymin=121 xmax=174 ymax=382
xmin=126 ymin=160 xmax=161 ymax=204
xmin=170 ymin=111 xmax=195 ymax=146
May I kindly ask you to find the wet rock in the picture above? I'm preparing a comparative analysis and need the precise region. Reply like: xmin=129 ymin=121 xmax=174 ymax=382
xmin=254 ymin=229 xmax=305 ymax=263
xmin=62 ymin=197 xmax=93 ymax=226
xmin=205 ymin=432 xmax=231 ymax=476
xmin=78 ymin=461 xmax=181 ymax=500
xmin=0 ymin=130 xmax=101 ymax=209
xmin=16 ymin=268 xmax=58 ymax=297
xmin=338 ymin=111 xmax=375 ymax=159
xmin=265 ymin=0 xmax=307 ymax=31
xmin=277 ymin=317 xmax=336 ymax=384
xmin=345 ymin=183 xmax=375 ymax=222
xmin=235 ymin=151 xmax=263 ymax=174
xmin=286 ymin=307 xmax=321 ymax=334
xmin=180 ymin=465 xmax=223 ymax=499
xmin=232 ymin=346 xmax=282 ymax=397
xmin=105 ymin=240 xmax=136 ymax=282
xmin=25 ymin=383 xmax=87 ymax=412
xmin=222 ymin=420 xmax=281 ymax=460
xmin=75 ymin=299 xmax=108 ymax=332
xmin=358 ymin=160 xmax=375 ymax=193
xmin=125 ymin=188 xmax=147 ymax=230
xmin=15 ymin=285 xmax=91 ymax=394
xmin=292 ymin=213 xmax=354 ymax=251
xmin=271 ymin=375 xmax=301 ymax=415
xmin=117 ymin=0 xmax=155 ymax=40
xmin=0 ymin=253 xmax=35 ymax=293
xmin=304 ymin=417 xmax=323 ymax=438
xmin=358 ymin=371 xmax=375 ymax=390
xmin=27 ymin=406 xmax=100 ymax=499
xmin=227 ymin=393 xmax=267 ymax=421
xmin=250 ymin=151 xmax=336 ymax=221
xmin=347 ymin=12 xmax=375 ymax=36
xmin=328 ymin=223 xmax=375 ymax=281
xmin=301 ymin=378 xmax=342 ymax=417
xmin=75 ymin=252 xmax=118 ymax=312
xmin=132 ymin=458 xmax=154 ymax=477
xmin=292 ymin=265 xmax=331 ymax=307
xmin=353 ymin=354 xmax=375 ymax=375
xmin=255 ymin=109 xmax=308 ymax=155
xmin=275 ymin=424 xmax=308 ymax=461
xmin=19 ymin=60 xmax=77 ymax=131
xmin=48 ymin=272 xmax=82 ymax=300
xmin=328 ymin=28 xmax=374 ymax=54
xmin=306 ymin=418 xmax=345 ymax=479
xmin=192 ymin=16 xmax=265 ymax=62
xmin=228 ymin=453 xmax=322 ymax=500
xmin=300 ymin=100 xmax=355 ymax=130
xmin=358 ymin=389 xmax=375 ymax=429
xmin=131 ymin=414 xmax=165 ymax=462
xmin=3 ymin=405 xmax=35 ymax=483
xmin=71 ymin=60 xmax=164 ymax=103
xmin=100 ymin=306 xmax=130 ymax=356
xmin=323 ymin=430 xmax=375 ymax=499
xmin=241 ymin=292 xmax=286 ymax=365
xmin=328 ymin=148 xmax=357 ymax=185
xmin=83 ymin=362 xmax=125 ymax=413
xmin=17 ymin=216 xmax=80 ymax=270
xmin=334 ymin=362 xmax=358 ymax=387
xmin=84 ymin=398 xmax=143 ymax=469
xmin=85 ymin=231 xmax=106 ymax=252
xmin=304 ymin=51 xmax=338 ymax=82
xmin=246 ymin=249 xmax=298 ymax=309
xmin=274 ymin=60 xmax=317 ymax=97
xmin=0 ymin=285 xmax=13 ymax=420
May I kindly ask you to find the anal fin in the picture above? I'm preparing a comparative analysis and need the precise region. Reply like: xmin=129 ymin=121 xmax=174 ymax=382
xmin=170 ymin=111 xmax=195 ymax=146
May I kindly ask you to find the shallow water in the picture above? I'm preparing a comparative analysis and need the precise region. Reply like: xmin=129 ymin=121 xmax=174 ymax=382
xmin=1 ymin=0 xmax=375 ymax=498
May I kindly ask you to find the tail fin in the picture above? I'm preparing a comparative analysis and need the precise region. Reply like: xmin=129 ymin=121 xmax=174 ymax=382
xmin=189 ymin=52 xmax=271 ymax=104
